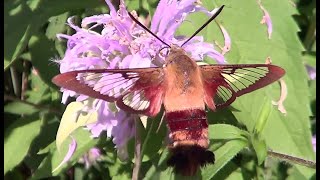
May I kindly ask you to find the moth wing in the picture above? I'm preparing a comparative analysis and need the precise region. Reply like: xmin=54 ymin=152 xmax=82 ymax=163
xmin=200 ymin=64 xmax=285 ymax=110
xmin=52 ymin=68 xmax=165 ymax=117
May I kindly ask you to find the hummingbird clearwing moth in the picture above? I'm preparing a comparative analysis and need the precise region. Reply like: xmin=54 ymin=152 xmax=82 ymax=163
xmin=52 ymin=5 xmax=285 ymax=176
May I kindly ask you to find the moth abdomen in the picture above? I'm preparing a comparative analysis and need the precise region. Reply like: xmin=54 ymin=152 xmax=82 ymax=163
xmin=167 ymin=144 xmax=215 ymax=176
xmin=166 ymin=109 xmax=208 ymax=132
xmin=165 ymin=109 xmax=214 ymax=176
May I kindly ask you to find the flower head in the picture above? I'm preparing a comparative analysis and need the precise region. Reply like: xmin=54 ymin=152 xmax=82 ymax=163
xmin=305 ymin=64 xmax=316 ymax=80
xmin=79 ymin=147 xmax=102 ymax=169
xmin=56 ymin=0 xmax=227 ymax=157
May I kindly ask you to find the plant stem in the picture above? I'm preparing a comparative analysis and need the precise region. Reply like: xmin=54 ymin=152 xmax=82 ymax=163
xmin=267 ymin=149 xmax=316 ymax=169
xmin=132 ymin=119 xmax=142 ymax=180
xmin=10 ymin=67 xmax=21 ymax=98
xmin=21 ymin=60 xmax=31 ymax=100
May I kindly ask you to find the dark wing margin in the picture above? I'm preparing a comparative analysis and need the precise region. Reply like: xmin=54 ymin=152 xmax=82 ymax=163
xmin=52 ymin=68 xmax=165 ymax=117
xmin=200 ymin=64 xmax=285 ymax=110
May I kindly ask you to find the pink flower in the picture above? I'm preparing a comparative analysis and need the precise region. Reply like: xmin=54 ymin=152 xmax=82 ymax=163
xmin=257 ymin=0 xmax=272 ymax=39
xmin=79 ymin=147 xmax=102 ymax=169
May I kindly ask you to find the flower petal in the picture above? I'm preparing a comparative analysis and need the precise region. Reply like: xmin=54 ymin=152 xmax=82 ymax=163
xmin=257 ymin=0 xmax=272 ymax=39
xmin=52 ymin=137 xmax=77 ymax=173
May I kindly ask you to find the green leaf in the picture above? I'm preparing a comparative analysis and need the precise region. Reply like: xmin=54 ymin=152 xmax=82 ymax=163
xmin=287 ymin=165 xmax=316 ymax=180
xmin=4 ymin=0 xmax=105 ymax=70
xmin=303 ymin=53 xmax=316 ymax=67
xmin=23 ymin=113 xmax=60 ymax=171
xmin=250 ymin=134 xmax=267 ymax=165
xmin=4 ymin=116 xmax=42 ymax=174
xmin=28 ymin=34 xmax=60 ymax=88
xmin=45 ymin=12 xmax=69 ymax=40
xmin=144 ymin=149 xmax=171 ymax=179
xmin=126 ymin=0 xmax=140 ymax=12
xmin=32 ymin=128 xmax=99 ymax=179
xmin=211 ymin=161 xmax=243 ymax=180
xmin=4 ymin=101 xmax=39 ymax=115
xmin=4 ymin=168 xmax=24 ymax=180
xmin=209 ymin=124 xmax=249 ymax=141
xmin=140 ymin=115 xmax=167 ymax=162
xmin=253 ymin=97 xmax=272 ymax=134
xmin=127 ymin=113 xmax=166 ymax=163
xmin=106 ymin=157 xmax=132 ymax=179
xmin=25 ymin=71 xmax=51 ymax=104
xmin=4 ymin=0 xmax=35 ymax=70
xmin=146 ymin=0 xmax=159 ymax=17
xmin=201 ymin=139 xmax=248 ymax=179
xmin=56 ymin=101 xmax=98 ymax=151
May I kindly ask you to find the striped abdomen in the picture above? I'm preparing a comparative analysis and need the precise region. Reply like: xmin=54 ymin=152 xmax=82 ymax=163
xmin=166 ymin=109 xmax=209 ymax=148
xmin=165 ymin=109 xmax=215 ymax=176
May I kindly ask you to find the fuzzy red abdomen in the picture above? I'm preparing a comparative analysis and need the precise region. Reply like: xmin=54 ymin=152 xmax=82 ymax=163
xmin=165 ymin=109 xmax=209 ymax=148
xmin=165 ymin=109 xmax=214 ymax=176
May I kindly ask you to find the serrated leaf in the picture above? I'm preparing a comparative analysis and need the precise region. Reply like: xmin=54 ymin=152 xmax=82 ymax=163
xmin=56 ymin=101 xmax=98 ymax=152
xmin=4 ymin=116 xmax=42 ymax=174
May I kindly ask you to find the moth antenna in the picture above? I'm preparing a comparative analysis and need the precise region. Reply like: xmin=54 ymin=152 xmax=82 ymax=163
xmin=128 ymin=12 xmax=171 ymax=48
xmin=158 ymin=46 xmax=170 ymax=57
xmin=181 ymin=5 xmax=225 ymax=47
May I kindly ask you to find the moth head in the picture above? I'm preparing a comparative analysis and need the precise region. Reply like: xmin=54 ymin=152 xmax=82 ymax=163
xmin=164 ymin=45 xmax=188 ymax=64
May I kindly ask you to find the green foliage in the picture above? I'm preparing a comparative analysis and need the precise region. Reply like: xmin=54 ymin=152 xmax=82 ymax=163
xmin=4 ymin=0 xmax=316 ymax=179
xmin=4 ymin=115 xmax=42 ymax=174
xmin=32 ymin=128 xmax=99 ymax=179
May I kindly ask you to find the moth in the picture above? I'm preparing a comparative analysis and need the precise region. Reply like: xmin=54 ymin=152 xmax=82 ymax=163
xmin=52 ymin=5 xmax=285 ymax=176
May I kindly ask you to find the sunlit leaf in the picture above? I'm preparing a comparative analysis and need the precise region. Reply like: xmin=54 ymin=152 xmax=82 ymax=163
xmin=56 ymin=101 xmax=98 ymax=151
